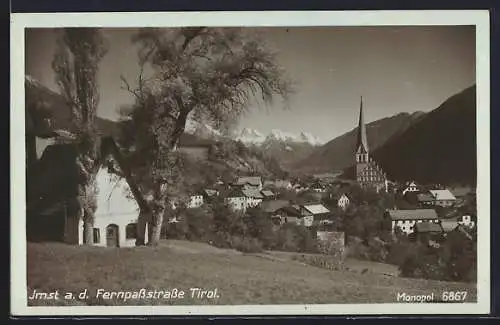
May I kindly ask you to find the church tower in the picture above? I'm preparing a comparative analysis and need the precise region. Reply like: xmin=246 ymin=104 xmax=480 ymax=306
xmin=354 ymin=96 xmax=389 ymax=192
xmin=355 ymin=96 xmax=369 ymax=178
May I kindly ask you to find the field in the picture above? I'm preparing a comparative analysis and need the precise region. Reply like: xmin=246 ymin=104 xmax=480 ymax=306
xmin=26 ymin=240 xmax=477 ymax=306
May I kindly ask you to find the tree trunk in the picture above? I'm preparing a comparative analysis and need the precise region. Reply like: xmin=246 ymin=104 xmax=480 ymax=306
xmin=148 ymin=208 xmax=165 ymax=246
xmin=136 ymin=211 xmax=149 ymax=246
xmin=82 ymin=210 xmax=94 ymax=245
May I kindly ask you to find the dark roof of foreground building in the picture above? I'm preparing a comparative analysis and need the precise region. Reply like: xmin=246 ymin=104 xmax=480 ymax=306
xmin=415 ymin=222 xmax=443 ymax=233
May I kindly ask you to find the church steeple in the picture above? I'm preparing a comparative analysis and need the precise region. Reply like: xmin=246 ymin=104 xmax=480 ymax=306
xmin=355 ymin=96 xmax=369 ymax=163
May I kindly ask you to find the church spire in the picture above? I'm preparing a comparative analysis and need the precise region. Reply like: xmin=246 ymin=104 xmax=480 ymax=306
xmin=356 ymin=96 xmax=369 ymax=154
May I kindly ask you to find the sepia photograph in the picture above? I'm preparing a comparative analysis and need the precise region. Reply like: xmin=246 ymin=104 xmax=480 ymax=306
xmin=11 ymin=11 xmax=490 ymax=316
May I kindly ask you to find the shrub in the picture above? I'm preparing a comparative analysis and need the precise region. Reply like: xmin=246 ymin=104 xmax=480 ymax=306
xmin=163 ymin=220 xmax=188 ymax=240
xmin=274 ymin=224 xmax=300 ymax=252
xmin=230 ymin=236 xmax=263 ymax=253
xmin=392 ymin=229 xmax=477 ymax=283
xmin=184 ymin=206 xmax=213 ymax=241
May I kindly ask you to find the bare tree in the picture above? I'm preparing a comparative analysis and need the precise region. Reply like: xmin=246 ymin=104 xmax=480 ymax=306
xmin=52 ymin=28 xmax=108 ymax=245
xmin=119 ymin=27 xmax=294 ymax=246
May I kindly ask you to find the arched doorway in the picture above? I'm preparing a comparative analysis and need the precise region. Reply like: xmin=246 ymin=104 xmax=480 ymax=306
xmin=106 ymin=224 xmax=119 ymax=247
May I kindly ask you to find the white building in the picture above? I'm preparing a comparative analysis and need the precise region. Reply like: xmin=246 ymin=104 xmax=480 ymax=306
xmin=386 ymin=209 xmax=439 ymax=235
xmin=457 ymin=214 xmax=475 ymax=229
xmin=73 ymin=167 xmax=148 ymax=248
xmin=187 ymin=194 xmax=204 ymax=209
xmin=225 ymin=188 xmax=247 ymax=211
xmin=337 ymin=194 xmax=350 ymax=210
xmin=402 ymin=181 xmax=420 ymax=195
xmin=300 ymin=204 xmax=330 ymax=226
xmin=429 ymin=189 xmax=457 ymax=207
xmin=242 ymin=188 xmax=263 ymax=208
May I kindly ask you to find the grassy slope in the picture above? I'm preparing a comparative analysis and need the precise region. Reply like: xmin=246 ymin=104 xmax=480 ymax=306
xmin=27 ymin=241 xmax=476 ymax=306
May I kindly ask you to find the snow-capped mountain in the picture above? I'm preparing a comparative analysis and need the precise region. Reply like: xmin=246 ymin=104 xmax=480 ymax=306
xmin=184 ymin=119 xmax=323 ymax=147
xmin=234 ymin=127 xmax=267 ymax=144
xmin=233 ymin=128 xmax=323 ymax=146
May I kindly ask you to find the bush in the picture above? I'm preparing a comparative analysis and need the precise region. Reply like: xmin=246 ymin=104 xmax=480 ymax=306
xmin=230 ymin=236 xmax=263 ymax=253
xmin=184 ymin=206 xmax=213 ymax=241
xmin=245 ymin=208 xmax=275 ymax=243
xmin=391 ymin=229 xmax=477 ymax=283
xmin=274 ymin=224 xmax=300 ymax=252
xmin=163 ymin=220 xmax=188 ymax=240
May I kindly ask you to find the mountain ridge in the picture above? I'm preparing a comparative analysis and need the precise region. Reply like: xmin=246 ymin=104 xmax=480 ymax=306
xmin=293 ymin=111 xmax=426 ymax=174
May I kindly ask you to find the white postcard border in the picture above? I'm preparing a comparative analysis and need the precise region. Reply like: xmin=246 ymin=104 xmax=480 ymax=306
xmin=10 ymin=10 xmax=490 ymax=316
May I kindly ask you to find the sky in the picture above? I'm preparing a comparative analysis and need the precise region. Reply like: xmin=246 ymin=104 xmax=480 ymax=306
xmin=25 ymin=26 xmax=476 ymax=142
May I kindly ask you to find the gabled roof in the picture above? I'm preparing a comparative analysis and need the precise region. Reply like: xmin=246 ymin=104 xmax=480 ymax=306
xmin=235 ymin=176 xmax=262 ymax=186
xmin=441 ymin=219 xmax=460 ymax=232
xmin=302 ymin=204 xmax=330 ymax=215
xmin=277 ymin=206 xmax=302 ymax=217
xmin=27 ymin=137 xmax=149 ymax=216
xmin=429 ymin=189 xmax=456 ymax=201
xmin=338 ymin=193 xmax=349 ymax=200
xmin=261 ymin=199 xmax=289 ymax=213
xmin=242 ymin=188 xmax=264 ymax=199
xmin=415 ymin=222 xmax=443 ymax=233
xmin=203 ymin=189 xmax=218 ymax=197
xmin=226 ymin=188 xmax=245 ymax=198
xmin=387 ymin=209 xmax=438 ymax=221
xmin=261 ymin=190 xmax=275 ymax=197
xmin=417 ymin=193 xmax=435 ymax=202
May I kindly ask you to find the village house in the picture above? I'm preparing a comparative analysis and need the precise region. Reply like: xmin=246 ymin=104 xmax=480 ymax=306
xmin=292 ymin=183 xmax=308 ymax=193
xmin=276 ymin=206 xmax=314 ymax=227
xmin=202 ymin=189 xmax=219 ymax=203
xmin=457 ymin=214 xmax=475 ymax=228
xmin=386 ymin=209 xmax=440 ymax=235
xmin=234 ymin=176 xmax=263 ymax=192
xmin=75 ymin=162 xmax=149 ymax=247
xmin=261 ymin=189 xmax=276 ymax=200
xmin=413 ymin=222 xmax=443 ymax=235
xmin=264 ymin=179 xmax=293 ymax=190
xmin=402 ymin=181 xmax=420 ymax=196
xmin=261 ymin=199 xmax=290 ymax=225
xmin=299 ymin=203 xmax=331 ymax=225
xmin=441 ymin=214 xmax=475 ymax=230
xmin=440 ymin=218 xmax=460 ymax=233
xmin=225 ymin=188 xmax=247 ymax=211
xmin=187 ymin=194 xmax=204 ymax=209
xmin=242 ymin=187 xmax=264 ymax=208
xmin=429 ymin=189 xmax=457 ymax=207
xmin=410 ymin=222 xmax=444 ymax=244
xmin=337 ymin=193 xmax=350 ymax=211
xmin=25 ymin=77 xmax=153 ymax=247
xmin=170 ymin=192 xmax=205 ymax=210
xmin=310 ymin=182 xmax=327 ymax=193
xmin=416 ymin=192 xmax=435 ymax=207
xmin=30 ymin=137 xmax=151 ymax=247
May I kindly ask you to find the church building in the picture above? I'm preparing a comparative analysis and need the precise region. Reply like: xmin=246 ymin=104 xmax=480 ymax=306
xmin=354 ymin=97 xmax=388 ymax=192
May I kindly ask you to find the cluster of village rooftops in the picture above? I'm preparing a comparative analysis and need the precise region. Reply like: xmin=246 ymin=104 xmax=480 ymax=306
xmin=73 ymin=164 xmax=476 ymax=248
xmin=27 ymin=81 xmax=476 ymax=248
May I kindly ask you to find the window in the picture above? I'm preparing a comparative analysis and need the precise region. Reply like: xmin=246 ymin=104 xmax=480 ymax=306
xmin=126 ymin=223 xmax=137 ymax=239
xmin=93 ymin=228 xmax=100 ymax=243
